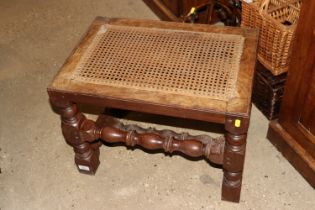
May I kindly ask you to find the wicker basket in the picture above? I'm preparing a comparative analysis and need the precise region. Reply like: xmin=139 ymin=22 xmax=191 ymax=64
xmin=242 ymin=0 xmax=301 ymax=75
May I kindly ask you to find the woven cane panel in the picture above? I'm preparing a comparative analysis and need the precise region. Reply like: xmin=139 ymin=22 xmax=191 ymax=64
xmin=72 ymin=25 xmax=244 ymax=100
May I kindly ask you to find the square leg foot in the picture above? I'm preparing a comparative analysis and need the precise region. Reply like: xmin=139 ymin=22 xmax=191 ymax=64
xmin=75 ymin=148 xmax=100 ymax=175
xmin=221 ymin=185 xmax=241 ymax=203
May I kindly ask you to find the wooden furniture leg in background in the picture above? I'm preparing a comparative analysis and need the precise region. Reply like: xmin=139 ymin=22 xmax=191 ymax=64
xmin=222 ymin=116 xmax=248 ymax=202
xmin=50 ymin=97 xmax=101 ymax=175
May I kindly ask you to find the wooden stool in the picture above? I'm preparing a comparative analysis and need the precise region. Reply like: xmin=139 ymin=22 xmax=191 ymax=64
xmin=48 ymin=17 xmax=258 ymax=203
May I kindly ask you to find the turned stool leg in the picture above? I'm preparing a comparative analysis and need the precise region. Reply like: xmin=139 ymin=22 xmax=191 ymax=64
xmin=222 ymin=117 xmax=248 ymax=202
xmin=50 ymin=98 xmax=100 ymax=175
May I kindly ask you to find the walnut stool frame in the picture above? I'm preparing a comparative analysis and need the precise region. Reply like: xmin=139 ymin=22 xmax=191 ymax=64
xmin=48 ymin=17 xmax=258 ymax=203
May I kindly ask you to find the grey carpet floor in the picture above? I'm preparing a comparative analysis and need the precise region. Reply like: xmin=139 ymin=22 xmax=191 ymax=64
xmin=0 ymin=0 xmax=314 ymax=209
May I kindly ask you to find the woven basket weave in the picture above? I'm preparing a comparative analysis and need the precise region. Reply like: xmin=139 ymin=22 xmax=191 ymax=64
xmin=242 ymin=0 xmax=301 ymax=75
